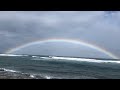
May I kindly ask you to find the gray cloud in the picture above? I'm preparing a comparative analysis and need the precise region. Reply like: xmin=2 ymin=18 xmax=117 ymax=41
xmin=0 ymin=11 xmax=120 ymax=58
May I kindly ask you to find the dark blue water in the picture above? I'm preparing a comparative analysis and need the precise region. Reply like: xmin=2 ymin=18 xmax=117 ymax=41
xmin=0 ymin=54 xmax=120 ymax=79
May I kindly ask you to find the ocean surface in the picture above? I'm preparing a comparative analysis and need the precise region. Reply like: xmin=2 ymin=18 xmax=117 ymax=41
xmin=0 ymin=54 xmax=120 ymax=79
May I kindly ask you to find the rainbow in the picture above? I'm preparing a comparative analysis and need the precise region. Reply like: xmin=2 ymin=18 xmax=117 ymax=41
xmin=5 ymin=38 xmax=119 ymax=59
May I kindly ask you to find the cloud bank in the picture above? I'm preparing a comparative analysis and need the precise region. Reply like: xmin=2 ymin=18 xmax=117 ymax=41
xmin=0 ymin=11 xmax=120 ymax=57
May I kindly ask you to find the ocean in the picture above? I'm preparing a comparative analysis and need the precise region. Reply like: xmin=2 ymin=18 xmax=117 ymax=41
xmin=0 ymin=54 xmax=120 ymax=79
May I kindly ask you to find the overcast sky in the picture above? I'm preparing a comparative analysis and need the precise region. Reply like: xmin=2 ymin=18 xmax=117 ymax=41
xmin=0 ymin=11 xmax=120 ymax=58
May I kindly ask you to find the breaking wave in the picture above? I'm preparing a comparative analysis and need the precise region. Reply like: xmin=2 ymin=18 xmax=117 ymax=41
xmin=31 ymin=55 xmax=120 ymax=64
xmin=0 ymin=68 xmax=19 ymax=73
xmin=1 ymin=53 xmax=120 ymax=64
xmin=0 ymin=68 xmax=54 ymax=79
xmin=0 ymin=54 xmax=28 ymax=57
xmin=51 ymin=56 xmax=120 ymax=64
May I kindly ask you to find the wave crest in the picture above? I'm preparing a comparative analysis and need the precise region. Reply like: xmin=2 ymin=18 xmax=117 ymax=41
xmin=31 ymin=55 xmax=120 ymax=64
xmin=0 ymin=54 xmax=28 ymax=57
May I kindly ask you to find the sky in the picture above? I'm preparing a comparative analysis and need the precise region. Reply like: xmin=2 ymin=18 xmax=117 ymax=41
xmin=0 ymin=11 xmax=120 ymax=58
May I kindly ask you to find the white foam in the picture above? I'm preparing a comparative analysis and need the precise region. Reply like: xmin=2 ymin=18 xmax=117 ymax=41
xmin=30 ymin=55 xmax=120 ymax=64
xmin=51 ymin=56 xmax=120 ymax=64
xmin=30 ymin=74 xmax=35 ymax=78
xmin=0 ymin=54 xmax=28 ymax=57
xmin=40 ymin=57 xmax=52 ymax=59
xmin=44 ymin=75 xmax=52 ymax=79
xmin=32 ymin=56 xmax=38 ymax=58
xmin=1 ymin=68 xmax=19 ymax=73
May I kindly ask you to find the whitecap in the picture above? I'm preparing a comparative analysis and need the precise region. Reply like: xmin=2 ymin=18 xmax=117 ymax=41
xmin=0 ymin=54 xmax=28 ymax=57
xmin=0 ymin=68 xmax=19 ymax=73
xmin=44 ymin=75 xmax=52 ymax=79
xmin=32 ymin=56 xmax=38 ymax=58
xmin=30 ymin=74 xmax=35 ymax=78
xmin=30 ymin=55 xmax=120 ymax=64
xmin=51 ymin=56 xmax=120 ymax=64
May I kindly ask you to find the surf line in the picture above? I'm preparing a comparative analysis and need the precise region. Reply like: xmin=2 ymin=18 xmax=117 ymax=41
xmin=5 ymin=38 xmax=119 ymax=59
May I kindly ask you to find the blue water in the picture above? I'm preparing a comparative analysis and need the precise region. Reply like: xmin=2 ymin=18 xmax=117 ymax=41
xmin=0 ymin=54 xmax=120 ymax=79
